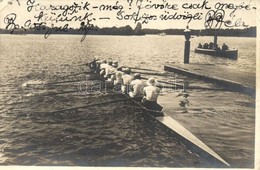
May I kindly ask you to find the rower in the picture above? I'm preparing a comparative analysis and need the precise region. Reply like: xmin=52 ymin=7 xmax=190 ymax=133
xmin=95 ymin=59 xmax=102 ymax=73
xmin=121 ymin=68 xmax=134 ymax=94
xmin=113 ymin=66 xmax=124 ymax=85
xmin=106 ymin=61 xmax=119 ymax=83
xmin=99 ymin=60 xmax=108 ymax=77
xmin=89 ymin=57 xmax=102 ymax=73
xmin=129 ymin=73 xmax=144 ymax=102
xmin=141 ymin=77 xmax=162 ymax=111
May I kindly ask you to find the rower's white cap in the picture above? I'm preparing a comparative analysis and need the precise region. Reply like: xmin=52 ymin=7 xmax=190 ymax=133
xmin=147 ymin=77 xmax=157 ymax=86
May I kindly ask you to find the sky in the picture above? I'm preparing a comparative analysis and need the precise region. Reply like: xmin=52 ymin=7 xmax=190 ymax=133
xmin=0 ymin=0 xmax=258 ymax=30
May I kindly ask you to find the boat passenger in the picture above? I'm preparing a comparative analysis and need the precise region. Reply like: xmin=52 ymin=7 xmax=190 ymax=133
xmin=209 ymin=42 xmax=214 ymax=49
xmin=203 ymin=43 xmax=208 ymax=49
xmin=141 ymin=77 xmax=162 ymax=111
xmin=129 ymin=73 xmax=144 ymax=102
xmin=198 ymin=43 xmax=202 ymax=48
xmin=222 ymin=43 xmax=229 ymax=51
xmin=121 ymin=68 xmax=134 ymax=94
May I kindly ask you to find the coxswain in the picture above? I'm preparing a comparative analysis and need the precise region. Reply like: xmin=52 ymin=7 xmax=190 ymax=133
xmin=129 ymin=73 xmax=144 ymax=102
xmin=141 ymin=77 xmax=162 ymax=111
xmin=121 ymin=68 xmax=134 ymax=94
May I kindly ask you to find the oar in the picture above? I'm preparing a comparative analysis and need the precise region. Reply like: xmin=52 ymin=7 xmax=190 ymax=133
xmin=128 ymin=67 xmax=160 ymax=72
xmin=44 ymin=79 xmax=83 ymax=85
xmin=30 ymin=77 xmax=101 ymax=87
xmin=39 ymin=97 xmax=137 ymax=114
xmin=35 ymin=83 xmax=115 ymax=97
xmin=140 ymin=76 xmax=183 ymax=88
xmin=131 ymin=71 xmax=166 ymax=76
xmin=77 ymin=63 xmax=89 ymax=66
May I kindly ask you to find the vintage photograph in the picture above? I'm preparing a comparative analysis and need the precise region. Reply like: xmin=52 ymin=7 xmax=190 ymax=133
xmin=0 ymin=0 xmax=258 ymax=169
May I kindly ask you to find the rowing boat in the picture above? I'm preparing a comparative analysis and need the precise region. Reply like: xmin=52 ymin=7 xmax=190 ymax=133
xmin=195 ymin=47 xmax=238 ymax=60
xmin=88 ymin=64 xmax=230 ymax=166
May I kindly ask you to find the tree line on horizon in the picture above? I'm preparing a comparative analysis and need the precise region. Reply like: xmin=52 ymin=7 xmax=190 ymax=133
xmin=0 ymin=22 xmax=256 ymax=37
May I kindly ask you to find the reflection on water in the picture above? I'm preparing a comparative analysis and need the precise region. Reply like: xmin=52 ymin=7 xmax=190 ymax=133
xmin=0 ymin=34 xmax=255 ymax=167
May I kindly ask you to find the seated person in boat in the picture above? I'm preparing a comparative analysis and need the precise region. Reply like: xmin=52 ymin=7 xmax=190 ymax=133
xmin=222 ymin=43 xmax=229 ymax=51
xmin=203 ymin=43 xmax=208 ymax=49
xmin=106 ymin=61 xmax=119 ymax=83
xmin=121 ymin=68 xmax=134 ymax=94
xmin=198 ymin=43 xmax=202 ymax=48
xmin=89 ymin=56 xmax=99 ymax=70
xmin=129 ymin=73 xmax=144 ymax=102
xmin=209 ymin=42 xmax=214 ymax=49
xmin=111 ymin=66 xmax=125 ymax=92
xmin=99 ymin=60 xmax=110 ymax=77
xmin=141 ymin=77 xmax=162 ymax=111
xmin=113 ymin=66 xmax=124 ymax=86
xmin=90 ymin=57 xmax=102 ymax=73
xmin=94 ymin=59 xmax=105 ymax=74
xmin=105 ymin=61 xmax=118 ymax=78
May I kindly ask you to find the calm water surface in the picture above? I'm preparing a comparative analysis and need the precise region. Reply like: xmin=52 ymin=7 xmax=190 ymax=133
xmin=0 ymin=34 xmax=255 ymax=167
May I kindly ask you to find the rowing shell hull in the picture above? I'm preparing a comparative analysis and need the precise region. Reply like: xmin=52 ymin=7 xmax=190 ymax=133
xmin=112 ymin=85 xmax=230 ymax=166
xmin=88 ymin=64 xmax=230 ymax=166
xmin=120 ymin=92 xmax=229 ymax=166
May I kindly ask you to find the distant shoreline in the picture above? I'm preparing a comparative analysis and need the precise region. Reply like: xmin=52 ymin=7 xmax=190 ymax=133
xmin=0 ymin=26 xmax=256 ymax=38
xmin=0 ymin=33 xmax=256 ymax=38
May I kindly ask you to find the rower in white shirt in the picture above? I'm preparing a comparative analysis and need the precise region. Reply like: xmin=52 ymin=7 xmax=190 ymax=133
xmin=106 ymin=61 xmax=119 ymax=83
xmin=99 ymin=60 xmax=109 ymax=77
xmin=129 ymin=73 xmax=144 ymax=102
xmin=121 ymin=68 xmax=134 ymax=94
xmin=141 ymin=77 xmax=162 ymax=111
